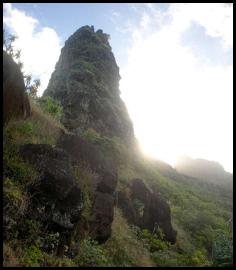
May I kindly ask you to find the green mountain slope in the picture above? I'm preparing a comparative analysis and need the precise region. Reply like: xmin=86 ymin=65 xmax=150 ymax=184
xmin=3 ymin=26 xmax=233 ymax=267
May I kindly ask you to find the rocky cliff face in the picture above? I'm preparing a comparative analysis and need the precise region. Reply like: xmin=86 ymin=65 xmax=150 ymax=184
xmin=43 ymin=25 xmax=176 ymax=245
xmin=44 ymin=25 xmax=134 ymax=145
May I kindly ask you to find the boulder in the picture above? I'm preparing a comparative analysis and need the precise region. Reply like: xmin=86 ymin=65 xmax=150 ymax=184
xmin=89 ymin=191 xmax=115 ymax=243
xmin=19 ymin=144 xmax=84 ymax=230
xmin=20 ymin=144 xmax=76 ymax=200
xmin=143 ymin=192 xmax=177 ymax=243
xmin=57 ymin=133 xmax=117 ymax=192
xmin=131 ymin=178 xmax=151 ymax=204
xmin=117 ymin=190 xmax=136 ymax=224
xmin=117 ymin=178 xmax=177 ymax=243
xmin=57 ymin=133 xmax=117 ymax=242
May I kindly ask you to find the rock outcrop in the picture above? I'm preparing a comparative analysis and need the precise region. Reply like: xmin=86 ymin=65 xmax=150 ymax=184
xmin=117 ymin=179 xmax=177 ymax=243
xmin=19 ymin=144 xmax=84 ymax=230
xmin=44 ymin=25 xmax=134 ymax=145
xmin=3 ymin=51 xmax=31 ymax=125
xmin=57 ymin=133 xmax=117 ymax=243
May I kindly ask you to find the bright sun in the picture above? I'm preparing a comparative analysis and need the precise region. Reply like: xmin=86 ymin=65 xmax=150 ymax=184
xmin=119 ymin=27 xmax=233 ymax=172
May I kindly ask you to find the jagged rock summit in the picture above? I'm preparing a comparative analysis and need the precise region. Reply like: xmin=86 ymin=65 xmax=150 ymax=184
xmin=44 ymin=25 xmax=134 ymax=145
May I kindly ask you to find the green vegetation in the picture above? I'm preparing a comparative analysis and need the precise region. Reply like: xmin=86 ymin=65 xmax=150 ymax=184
xmin=21 ymin=245 xmax=44 ymax=267
xmin=212 ymin=225 xmax=233 ymax=267
xmin=137 ymin=227 xmax=170 ymax=252
xmin=3 ymin=25 xmax=232 ymax=267
xmin=82 ymin=127 xmax=101 ymax=143
xmin=74 ymin=239 xmax=111 ymax=267
xmin=82 ymin=127 xmax=131 ymax=167
xmin=73 ymin=165 xmax=97 ymax=223
xmin=77 ymin=125 xmax=233 ymax=267
xmin=37 ymin=96 xmax=63 ymax=121
xmin=3 ymin=104 xmax=232 ymax=267
xmin=102 ymin=208 xmax=154 ymax=267
xmin=4 ymin=97 xmax=66 ymax=146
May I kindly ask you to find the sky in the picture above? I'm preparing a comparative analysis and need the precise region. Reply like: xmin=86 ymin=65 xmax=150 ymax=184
xmin=3 ymin=3 xmax=233 ymax=173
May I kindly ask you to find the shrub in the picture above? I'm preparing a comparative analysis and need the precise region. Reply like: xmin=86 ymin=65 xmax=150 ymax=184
xmin=39 ymin=232 xmax=60 ymax=254
xmin=37 ymin=96 xmax=63 ymax=121
xmin=16 ymin=122 xmax=34 ymax=136
xmin=23 ymin=219 xmax=42 ymax=245
xmin=4 ymin=177 xmax=24 ymax=204
xmin=82 ymin=128 xmax=101 ymax=143
xmin=74 ymin=165 xmax=98 ymax=221
xmin=21 ymin=245 xmax=44 ymax=267
xmin=212 ymin=231 xmax=233 ymax=267
xmin=138 ymin=228 xmax=170 ymax=252
xmin=152 ymin=248 xmax=210 ymax=267
xmin=74 ymin=238 xmax=111 ymax=267
xmin=103 ymin=238 xmax=136 ymax=267
xmin=3 ymin=142 xmax=37 ymax=185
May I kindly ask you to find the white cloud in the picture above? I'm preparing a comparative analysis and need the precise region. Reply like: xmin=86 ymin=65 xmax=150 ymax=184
xmin=166 ymin=3 xmax=233 ymax=49
xmin=125 ymin=3 xmax=233 ymax=49
xmin=120 ymin=3 xmax=233 ymax=172
xmin=112 ymin=11 xmax=120 ymax=17
xmin=3 ymin=3 xmax=62 ymax=96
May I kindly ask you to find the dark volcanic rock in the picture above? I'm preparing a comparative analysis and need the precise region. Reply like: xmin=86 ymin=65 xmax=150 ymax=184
xmin=117 ymin=179 xmax=177 ymax=243
xmin=57 ymin=133 xmax=117 ymax=242
xmin=89 ymin=191 xmax=115 ymax=243
xmin=20 ymin=144 xmax=76 ymax=200
xmin=143 ymin=193 xmax=176 ymax=243
xmin=131 ymin=178 xmax=151 ymax=204
xmin=44 ymin=25 xmax=134 ymax=145
xmin=19 ymin=144 xmax=84 ymax=229
xmin=57 ymin=133 xmax=117 ymax=194
xmin=117 ymin=190 xmax=136 ymax=224
xmin=3 ymin=51 xmax=31 ymax=125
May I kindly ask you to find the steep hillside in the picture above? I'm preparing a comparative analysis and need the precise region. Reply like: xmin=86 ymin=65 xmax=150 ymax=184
xmin=175 ymin=155 xmax=233 ymax=188
xmin=3 ymin=26 xmax=233 ymax=267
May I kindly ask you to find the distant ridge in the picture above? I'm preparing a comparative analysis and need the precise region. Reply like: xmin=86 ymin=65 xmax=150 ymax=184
xmin=175 ymin=155 xmax=233 ymax=185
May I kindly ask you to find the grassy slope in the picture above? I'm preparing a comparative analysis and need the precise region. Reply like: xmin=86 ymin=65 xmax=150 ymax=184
xmin=3 ymin=98 xmax=233 ymax=267
xmin=116 ymin=153 xmax=233 ymax=266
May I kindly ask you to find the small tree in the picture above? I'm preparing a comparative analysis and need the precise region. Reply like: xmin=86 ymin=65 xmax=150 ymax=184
xmin=3 ymin=28 xmax=41 ymax=98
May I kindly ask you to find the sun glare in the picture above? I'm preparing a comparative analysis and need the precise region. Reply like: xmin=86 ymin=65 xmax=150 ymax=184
xmin=120 ymin=24 xmax=233 ymax=172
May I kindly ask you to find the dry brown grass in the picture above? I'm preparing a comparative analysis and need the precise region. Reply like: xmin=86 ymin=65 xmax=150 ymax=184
xmin=5 ymin=97 xmax=68 ymax=146
xmin=3 ymin=242 xmax=22 ymax=267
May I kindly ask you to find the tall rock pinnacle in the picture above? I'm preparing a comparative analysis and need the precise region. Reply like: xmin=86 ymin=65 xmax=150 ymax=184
xmin=44 ymin=25 xmax=134 ymax=145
